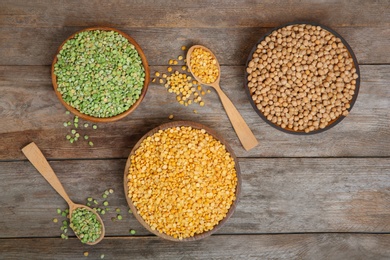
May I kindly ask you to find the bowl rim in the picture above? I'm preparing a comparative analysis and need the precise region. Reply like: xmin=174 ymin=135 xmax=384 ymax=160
xmin=244 ymin=21 xmax=361 ymax=135
xmin=123 ymin=121 xmax=241 ymax=242
xmin=51 ymin=26 xmax=150 ymax=123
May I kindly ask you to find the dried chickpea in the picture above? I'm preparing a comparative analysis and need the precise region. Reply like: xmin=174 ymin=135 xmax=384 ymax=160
xmin=127 ymin=126 xmax=237 ymax=240
xmin=246 ymin=24 xmax=358 ymax=132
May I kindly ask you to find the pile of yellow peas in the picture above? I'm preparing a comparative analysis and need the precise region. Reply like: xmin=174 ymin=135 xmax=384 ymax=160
xmin=189 ymin=48 xmax=219 ymax=84
xmin=153 ymin=46 xmax=211 ymax=109
xmin=127 ymin=126 xmax=237 ymax=240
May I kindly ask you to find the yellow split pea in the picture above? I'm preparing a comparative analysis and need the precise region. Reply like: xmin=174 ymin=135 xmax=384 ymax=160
xmin=127 ymin=126 xmax=237 ymax=240
xmin=189 ymin=48 xmax=219 ymax=84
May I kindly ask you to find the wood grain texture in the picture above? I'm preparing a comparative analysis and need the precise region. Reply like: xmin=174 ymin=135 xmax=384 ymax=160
xmin=1 ymin=0 xmax=389 ymax=28
xmin=21 ymin=142 xmax=75 ymax=205
xmin=1 ymin=234 xmax=390 ymax=260
xmin=1 ymin=26 xmax=389 ymax=66
xmin=212 ymin=85 xmax=259 ymax=151
xmin=1 ymin=1 xmax=389 ymax=259
xmin=0 ymin=65 xmax=388 ymax=160
xmin=0 ymin=158 xmax=389 ymax=238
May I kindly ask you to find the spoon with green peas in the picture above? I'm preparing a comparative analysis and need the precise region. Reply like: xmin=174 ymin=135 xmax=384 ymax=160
xmin=22 ymin=142 xmax=105 ymax=245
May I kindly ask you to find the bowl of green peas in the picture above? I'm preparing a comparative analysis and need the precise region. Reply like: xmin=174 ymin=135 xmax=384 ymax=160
xmin=52 ymin=27 xmax=150 ymax=122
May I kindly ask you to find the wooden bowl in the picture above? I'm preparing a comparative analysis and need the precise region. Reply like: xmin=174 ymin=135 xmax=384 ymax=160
xmin=244 ymin=22 xmax=360 ymax=134
xmin=123 ymin=121 xmax=241 ymax=241
xmin=51 ymin=27 xmax=150 ymax=123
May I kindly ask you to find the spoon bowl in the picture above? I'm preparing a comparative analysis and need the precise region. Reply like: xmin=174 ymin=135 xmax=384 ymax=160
xmin=186 ymin=45 xmax=259 ymax=151
xmin=68 ymin=203 xmax=105 ymax=245
xmin=186 ymin=45 xmax=222 ymax=85
xmin=21 ymin=142 xmax=105 ymax=245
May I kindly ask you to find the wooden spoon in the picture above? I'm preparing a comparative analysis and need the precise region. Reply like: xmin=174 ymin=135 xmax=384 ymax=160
xmin=21 ymin=142 xmax=105 ymax=245
xmin=186 ymin=45 xmax=258 ymax=151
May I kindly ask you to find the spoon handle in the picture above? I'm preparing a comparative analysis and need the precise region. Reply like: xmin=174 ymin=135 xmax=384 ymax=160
xmin=213 ymin=85 xmax=259 ymax=151
xmin=22 ymin=142 xmax=73 ymax=206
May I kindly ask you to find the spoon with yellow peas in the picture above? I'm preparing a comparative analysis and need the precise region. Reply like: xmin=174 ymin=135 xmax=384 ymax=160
xmin=186 ymin=45 xmax=258 ymax=151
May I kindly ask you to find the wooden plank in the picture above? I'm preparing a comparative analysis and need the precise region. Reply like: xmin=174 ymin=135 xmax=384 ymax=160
xmin=0 ymin=158 xmax=389 ymax=238
xmin=1 ymin=234 xmax=390 ymax=259
xmin=1 ymin=0 xmax=389 ymax=28
xmin=0 ymin=65 xmax=388 ymax=160
xmin=0 ymin=26 xmax=389 ymax=66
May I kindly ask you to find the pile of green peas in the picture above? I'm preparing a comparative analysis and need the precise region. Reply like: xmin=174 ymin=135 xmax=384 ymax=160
xmin=70 ymin=207 xmax=102 ymax=244
xmin=54 ymin=30 xmax=145 ymax=118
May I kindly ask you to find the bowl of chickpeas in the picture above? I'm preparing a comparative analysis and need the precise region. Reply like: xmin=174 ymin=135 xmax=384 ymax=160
xmin=123 ymin=121 xmax=241 ymax=241
xmin=244 ymin=22 xmax=360 ymax=134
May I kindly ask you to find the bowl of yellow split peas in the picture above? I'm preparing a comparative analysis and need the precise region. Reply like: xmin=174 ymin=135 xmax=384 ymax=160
xmin=123 ymin=121 xmax=241 ymax=241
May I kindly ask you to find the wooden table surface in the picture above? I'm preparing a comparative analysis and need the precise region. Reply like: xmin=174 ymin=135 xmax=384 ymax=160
xmin=1 ymin=1 xmax=389 ymax=259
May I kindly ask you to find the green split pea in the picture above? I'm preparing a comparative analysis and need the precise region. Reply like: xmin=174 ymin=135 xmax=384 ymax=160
xmin=54 ymin=30 xmax=146 ymax=118
xmin=70 ymin=207 xmax=102 ymax=244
